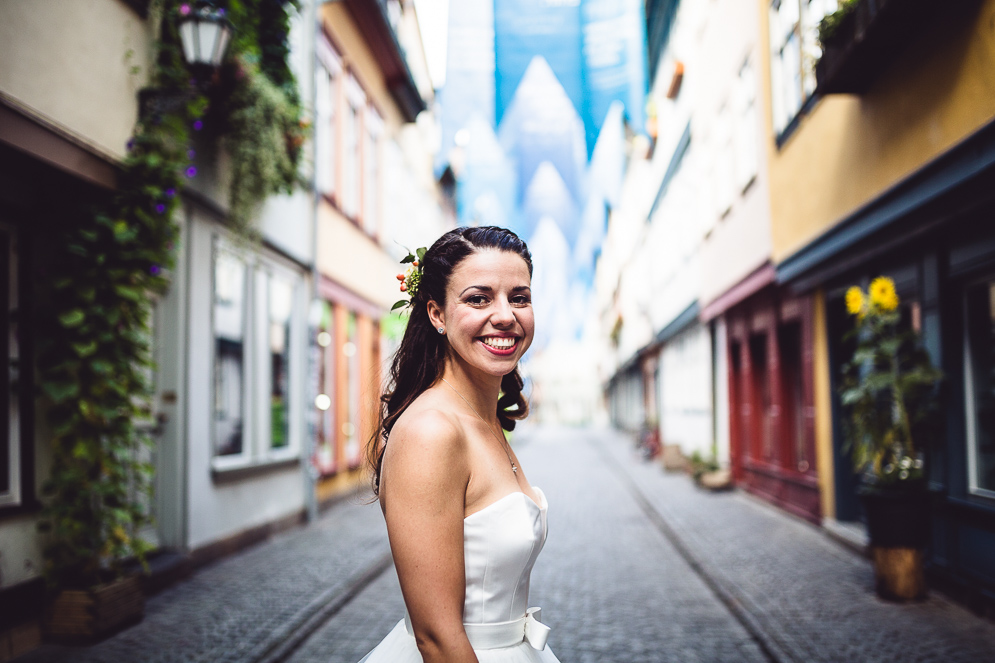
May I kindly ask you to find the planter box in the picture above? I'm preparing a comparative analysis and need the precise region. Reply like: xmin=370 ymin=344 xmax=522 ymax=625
xmin=816 ymin=0 xmax=954 ymax=95
xmin=45 ymin=576 xmax=144 ymax=642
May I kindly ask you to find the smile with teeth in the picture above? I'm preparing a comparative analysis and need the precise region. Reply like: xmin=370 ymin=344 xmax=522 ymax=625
xmin=480 ymin=336 xmax=518 ymax=350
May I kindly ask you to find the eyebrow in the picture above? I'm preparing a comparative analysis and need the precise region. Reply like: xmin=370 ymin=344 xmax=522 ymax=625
xmin=458 ymin=285 xmax=532 ymax=296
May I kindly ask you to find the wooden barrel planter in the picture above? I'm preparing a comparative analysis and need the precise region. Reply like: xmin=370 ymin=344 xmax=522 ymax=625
xmin=860 ymin=488 xmax=930 ymax=601
xmin=44 ymin=575 xmax=145 ymax=643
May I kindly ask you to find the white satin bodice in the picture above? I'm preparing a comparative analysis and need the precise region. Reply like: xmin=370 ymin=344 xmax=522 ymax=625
xmin=462 ymin=487 xmax=548 ymax=624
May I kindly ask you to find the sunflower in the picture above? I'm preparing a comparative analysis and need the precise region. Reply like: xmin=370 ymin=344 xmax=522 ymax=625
xmin=869 ymin=276 xmax=899 ymax=312
xmin=845 ymin=286 xmax=865 ymax=316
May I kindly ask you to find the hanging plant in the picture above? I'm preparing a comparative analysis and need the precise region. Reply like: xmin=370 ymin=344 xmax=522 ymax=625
xmin=36 ymin=0 xmax=303 ymax=590
xmin=224 ymin=57 xmax=306 ymax=235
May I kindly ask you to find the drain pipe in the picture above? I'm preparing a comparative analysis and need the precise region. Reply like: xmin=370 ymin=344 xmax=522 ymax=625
xmin=304 ymin=0 xmax=320 ymax=524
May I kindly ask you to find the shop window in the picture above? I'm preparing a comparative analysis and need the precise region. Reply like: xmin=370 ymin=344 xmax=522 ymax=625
xmin=315 ymin=303 xmax=337 ymax=474
xmin=344 ymin=312 xmax=361 ymax=466
xmin=267 ymin=273 xmax=294 ymax=449
xmin=213 ymin=239 xmax=303 ymax=467
xmin=749 ymin=333 xmax=774 ymax=461
xmin=779 ymin=321 xmax=810 ymax=472
xmin=965 ymin=279 xmax=995 ymax=498
xmin=213 ymin=243 xmax=247 ymax=458
xmin=768 ymin=0 xmax=838 ymax=137
xmin=0 ymin=224 xmax=20 ymax=507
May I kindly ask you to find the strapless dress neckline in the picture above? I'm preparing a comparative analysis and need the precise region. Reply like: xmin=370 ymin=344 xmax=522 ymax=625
xmin=358 ymin=485 xmax=559 ymax=662
xmin=465 ymin=487 xmax=547 ymax=520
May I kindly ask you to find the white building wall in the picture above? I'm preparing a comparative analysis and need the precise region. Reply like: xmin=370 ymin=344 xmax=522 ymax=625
xmin=0 ymin=0 xmax=151 ymax=160
xmin=183 ymin=214 xmax=307 ymax=551
xmin=659 ymin=323 xmax=712 ymax=459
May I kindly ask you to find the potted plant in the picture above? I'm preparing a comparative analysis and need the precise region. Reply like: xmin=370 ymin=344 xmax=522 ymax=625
xmin=839 ymin=276 xmax=943 ymax=601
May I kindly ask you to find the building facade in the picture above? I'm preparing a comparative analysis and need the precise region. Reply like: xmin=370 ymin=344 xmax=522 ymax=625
xmin=762 ymin=0 xmax=995 ymax=605
xmin=311 ymin=0 xmax=450 ymax=503
xmin=0 ymin=0 xmax=447 ymax=656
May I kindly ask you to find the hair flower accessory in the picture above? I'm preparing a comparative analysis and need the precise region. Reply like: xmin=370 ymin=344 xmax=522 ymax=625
xmin=391 ymin=247 xmax=427 ymax=311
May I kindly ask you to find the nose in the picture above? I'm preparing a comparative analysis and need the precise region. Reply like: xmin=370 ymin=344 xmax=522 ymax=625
xmin=490 ymin=297 xmax=516 ymax=328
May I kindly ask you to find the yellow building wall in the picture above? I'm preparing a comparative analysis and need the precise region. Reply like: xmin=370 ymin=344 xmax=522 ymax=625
xmin=761 ymin=0 xmax=995 ymax=262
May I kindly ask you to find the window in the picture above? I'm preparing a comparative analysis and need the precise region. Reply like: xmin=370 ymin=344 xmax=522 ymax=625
xmin=213 ymin=243 xmax=247 ymax=458
xmin=714 ymin=103 xmax=735 ymax=218
xmin=779 ymin=321 xmax=810 ymax=472
xmin=267 ymin=272 xmax=294 ymax=450
xmin=212 ymin=239 xmax=303 ymax=467
xmin=344 ymin=312 xmax=361 ymax=466
xmin=965 ymin=279 xmax=995 ymax=499
xmin=0 ymin=224 xmax=20 ymax=507
xmin=363 ymin=107 xmax=383 ymax=236
xmin=316 ymin=36 xmax=341 ymax=196
xmin=768 ymin=0 xmax=838 ymax=136
xmin=314 ymin=303 xmax=337 ymax=474
xmin=733 ymin=56 xmax=759 ymax=191
xmin=343 ymin=75 xmax=366 ymax=219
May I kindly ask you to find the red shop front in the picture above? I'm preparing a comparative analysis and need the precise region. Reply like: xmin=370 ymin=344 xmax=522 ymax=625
xmin=725 ymin=286 xmax=820 ymax=524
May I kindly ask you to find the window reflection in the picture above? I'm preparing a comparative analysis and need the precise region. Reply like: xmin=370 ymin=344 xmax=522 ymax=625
xmin=269 ymin=274 xmax=294 ymax=449
xmin=213 ymin=247 xmax=246 ymax=456
xmin=966 ymin=281 xmax=995 ymax=497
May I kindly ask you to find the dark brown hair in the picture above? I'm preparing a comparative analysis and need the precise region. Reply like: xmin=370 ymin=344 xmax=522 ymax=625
xmin=367 ymin=226 xmax=533 ymax=495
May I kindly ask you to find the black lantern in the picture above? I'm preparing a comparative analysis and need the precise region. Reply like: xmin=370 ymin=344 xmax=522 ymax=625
xmin=177 ymin=3 xmax=233 ymax=69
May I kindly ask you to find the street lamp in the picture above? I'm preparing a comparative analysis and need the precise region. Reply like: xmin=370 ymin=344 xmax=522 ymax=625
xmin=177 ymin=3 xmax=233 ymax=70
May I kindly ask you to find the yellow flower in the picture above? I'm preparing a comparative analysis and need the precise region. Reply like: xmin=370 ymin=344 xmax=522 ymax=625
xmin=869 ymin=276 xmax=899 ymax=312
xmin=845 ymin=286 xmax=865 ymax=316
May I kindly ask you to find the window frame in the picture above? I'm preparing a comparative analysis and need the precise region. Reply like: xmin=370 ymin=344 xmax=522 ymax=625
xmin=316 ymin=35 xmax=341 ymax=198
xmin=363 ymin=105 xmax=383 ymax=238
xmin=963 ymin=275 xmax=995 ymax=501
xmin=211 ymin=237 xmax=304 ymax=473
xmin=343 ymin=74 xmax=366 ymax=221
xmin=768 ymin=0 xmax=838 ymax=141
xmin=211 ymin=239 xmax=252 ymax=468
xmin=0 ymin=222 xmax=20 ymax=508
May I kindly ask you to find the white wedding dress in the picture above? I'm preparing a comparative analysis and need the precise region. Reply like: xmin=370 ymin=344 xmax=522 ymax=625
xmin=359 ymin=487 xmax=560 ymax=662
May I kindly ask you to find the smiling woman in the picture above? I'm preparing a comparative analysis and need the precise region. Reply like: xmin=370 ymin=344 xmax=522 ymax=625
xmin=359 ymin=226 xmax=560 ymax=663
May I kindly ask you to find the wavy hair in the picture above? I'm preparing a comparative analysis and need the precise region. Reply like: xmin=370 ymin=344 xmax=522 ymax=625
xmin=367 ymin=226 xmax=533 ymax=495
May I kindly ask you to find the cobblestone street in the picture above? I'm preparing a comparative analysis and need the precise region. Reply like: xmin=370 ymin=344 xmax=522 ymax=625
xmin=18 ymin=427 xmax=995 ymax=663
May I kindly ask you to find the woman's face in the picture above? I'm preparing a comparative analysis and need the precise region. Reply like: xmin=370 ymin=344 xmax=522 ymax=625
xmin=430 ymin=249 xmax=534 ymax=378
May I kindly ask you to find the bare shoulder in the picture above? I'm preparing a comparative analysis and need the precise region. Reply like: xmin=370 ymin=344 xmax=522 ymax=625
xmin=381 ymin=404 xmax=470 ymax=498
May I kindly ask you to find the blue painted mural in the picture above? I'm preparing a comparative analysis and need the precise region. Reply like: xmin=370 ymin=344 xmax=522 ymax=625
xmin=439 ymin=0 xmax=646 ymax=346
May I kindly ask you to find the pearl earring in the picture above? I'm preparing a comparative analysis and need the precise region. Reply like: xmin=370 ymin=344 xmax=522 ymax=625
xmin=438 ymin=327 xmax=445 ymax=334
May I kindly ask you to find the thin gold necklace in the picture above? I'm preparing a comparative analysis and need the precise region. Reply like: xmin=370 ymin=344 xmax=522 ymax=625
xmin=441 ymin=377 xmax=518 ymax=474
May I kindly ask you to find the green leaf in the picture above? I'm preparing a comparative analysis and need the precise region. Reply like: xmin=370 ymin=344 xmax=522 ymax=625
xmin=416 ymin=247 xmax=427 ymax=261
xmin=42 ymin=381 xmax=80 ymax=403
xmin=114 ymin=285 xmax=143 ymax=302
xmin=59 ymin=309 xmax=86 ymax=328
xmin=391 ymin=300 xmax=408 ymax=311
xmin=71 ymin=341 xmax=98 ymax=357
xmin=400 ymin=255 xmax=415 ymax=264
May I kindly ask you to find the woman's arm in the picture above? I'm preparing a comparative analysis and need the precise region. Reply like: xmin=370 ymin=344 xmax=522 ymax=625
xmin=380 ymin=409 xmax=478 ymax=663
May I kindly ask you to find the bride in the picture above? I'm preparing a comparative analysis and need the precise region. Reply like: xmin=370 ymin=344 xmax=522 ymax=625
xmin=359 ymin=226 xmax=559 ymax=663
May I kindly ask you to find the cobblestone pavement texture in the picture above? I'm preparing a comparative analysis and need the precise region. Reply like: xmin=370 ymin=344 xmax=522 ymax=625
xmin=288 ymin=426 xmax=768 ymax=663
xmin=16 ymin=494 xmax=391 ymax=663
xmin=16 ymin=426 xmax=995 ymax=663
xmin=593 ymin=426 xmax=995 ymax=663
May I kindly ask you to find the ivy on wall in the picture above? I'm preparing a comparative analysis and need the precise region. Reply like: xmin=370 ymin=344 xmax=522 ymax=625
xmin=37 ymin=0 xmax=304 ymax=589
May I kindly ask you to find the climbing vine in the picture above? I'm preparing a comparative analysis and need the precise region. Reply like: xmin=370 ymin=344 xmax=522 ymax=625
xmin=37 ymin=0 xmax=304 ymax=589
